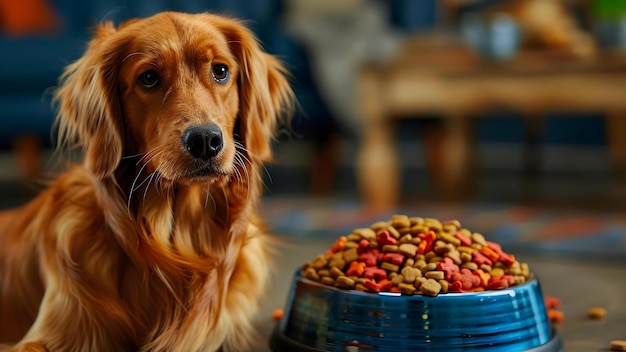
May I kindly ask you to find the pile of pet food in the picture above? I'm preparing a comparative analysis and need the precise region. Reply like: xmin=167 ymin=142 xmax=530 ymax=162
xmin=301 ymin=215 xmax=530 ymax=297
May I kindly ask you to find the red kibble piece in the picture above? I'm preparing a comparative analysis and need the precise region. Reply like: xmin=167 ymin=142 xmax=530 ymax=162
xmin=389 ymin=286 xmax=402 ymax=294
xmin=471 ymin=250 xmax=493 ymax=267
xmin=498 ymin=252 xmax=515 ymax=266
xmin=357 ymin=239 xmax=370 ymax=254
xmin=448 ymin=281 xmax=463 ymax=293
xmin=451 ymin=268 xmax=476 ymax=290
xmin=346 ymin=261 xmax=366 ymax=277
xmin=487 ymin=241 xmax=502 ymax=252
xmin=487 ymin=277 xmax=509 ymax=290
xmin=501 ymin=274 xmax=515 ymax=286
xmin=437 ymin=257 xmax=460 ymax=281
xmin=455 ymin=232 xmax=472 ymax=247
xmin=377 ymin=230 xmax=397 ymax=247
xmin=486 ymin=241 xmax=515 ymax=266
xmin=382 ymin=253 xmax=405 ymax=266
xmin=359 ymin=249 xmax=379 ymax=267
xmin=364 ymin=280 xmax=381 ymax=292
xmin=378 ymin=279 xmax=393 ymax=291
xmin=364 ymin=267 xmax=387 ymax=281
xmin=544 ymin=296 xmax=561 ymax=309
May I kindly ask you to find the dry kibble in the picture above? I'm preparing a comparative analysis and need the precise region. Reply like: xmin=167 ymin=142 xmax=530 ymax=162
xmin=335 ymin=276 xmax=356 ymax=289
xmin=321 ymin=277 xmax=335 ymax=286
xmin=587 ymin=307 xmax=606 ymax=320
xmin=398 ymin=243 xmax=418 ymax=257
xmin=420 ymin=279 xmax=442 ymax=297
xmin=610 ymin=340 xmax=626 ymax=351
xmin=398 ymin=283 xmax=417 ymax=295
xmin=382 ymin=245 xmax=399 ymax=253
xmin=401 ymin=266 xmax=422 ymax=283
xmin=300 ymin=213 xmax=532 ymax=297
xmin=425 ymin=271 xmax=445 ymax=280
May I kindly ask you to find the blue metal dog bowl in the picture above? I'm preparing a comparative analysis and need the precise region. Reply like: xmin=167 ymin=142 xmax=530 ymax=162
xmin=271 ymin=272 xmax=563 ymax=352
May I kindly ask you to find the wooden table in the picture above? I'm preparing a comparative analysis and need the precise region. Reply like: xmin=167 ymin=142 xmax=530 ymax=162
xmin=356 ymin=43 xmax=626 ymax=210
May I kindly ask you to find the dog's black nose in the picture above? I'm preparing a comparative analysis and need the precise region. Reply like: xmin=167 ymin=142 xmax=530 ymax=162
xmin=182 ymin=124 xmax=224 ymax=160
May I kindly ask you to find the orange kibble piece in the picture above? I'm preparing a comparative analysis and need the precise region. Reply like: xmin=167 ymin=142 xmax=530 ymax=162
xmin=346 ymin=261 xmax=366 ymax=277
xmin=474 ymin=269 xmax=491 ymax=287
xmin=480 ymin=246 xmax=499 ymax=262
xmin=548 ymin=309 xmax=564 ymax=323
xmin=272 ymin=309 xmax=284 ymax=321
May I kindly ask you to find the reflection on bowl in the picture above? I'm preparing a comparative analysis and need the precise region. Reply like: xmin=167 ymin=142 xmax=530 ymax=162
xmin=271 ymin=272 xmax=563 ymax=352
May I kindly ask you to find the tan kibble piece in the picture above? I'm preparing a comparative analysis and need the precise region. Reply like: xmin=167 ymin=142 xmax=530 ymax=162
xmin=382 ymin=245 xmax=399 ymax=253
xmin=391 ymin=214 xmax=411 ymax=229
xmin=404 ymin=258 xmax=415 ymax=267
xmin=303 ymin=267 xmax=319 ymax=281
xmin=384 ymin=226 xmax=400 ymax=240
xmin=421 ymin=262 xmax=438 ymax=273
xmin=399 ymin=234 xmax=413 ymax=243
xmin=321 ymin=277 xmax=335 ymax=286
xmin=370 ymin=221 xmax=389 ymax=231
xmin=328 ymin=258 xmax=346 ymax=271
xmin=401 ymin=266 xmax=422 ymax=283
xmin=409 ymin=217 xmax=425 ymax=226
xmin=610 ymin=340 xmax=626 ymax=351
xmin=354 ymin=228 xmax=377 ymax=240
xmin=398 ymin=283 xmax=416 ymax=295
xmin=443 ymin=219 xmax=461 ymax=229
xmin=424 ymin=251 xmax=437 ymax=262
xmin=355 ymin=283 xmax=368 ymax=292
xmin=434 ymin=241 xmax=452 ymax=255
xmin=460 ymin=252 xmax=473 ymax=263
xmin=447 ymin=250 xmax=462 ymax=265
xmin=440 ymin=233 xmax=461 ymax=246
xmin=330 ymin=267 xmax=345 ymax=278
xmin=442 ymin=224 xmax=458 ymax=234
xmin=439 ymin=280 xmax=449 ymax=294
xmin=311 ymin=255 xmax=328 ymax=269
xmin=381 ymin=262 xmax=399 ymax=273
xmin=318 ymin=269 xmax=330 ymax=277
xmin=428 ymin=256 xmax=443 ymax=264
xmin=587 ymin=307 xmax=607 ymax=320
xmin=472 ymin=232 xmax=487 ymax=246
xmin=335 ymin=276 xmax=356 ymax=289
xmin=347 ymin=233 xmax=362 ymax=242
xmin=410 ymin=237 xmax=422 ymax=245
xmin=425 ymin=271 xmax=445 ymax=280
xmin=344 ymin=241 xmax=358 ymax=249
xmin=462 ymin=262 xmax=478 ymax=271
xmin=414 ymin=259 xmax=427 ymax=269
xmin=391 ymin=274 xmax=405 ymax=286
xmin=342 ymin=248 xmax=359 ymax=263
xmin=490 ymin=268 xmax=505 ymax=277
xmin=398 ymin=243 xmax=418 ymax=257
xmin=420 ymin=279 xmax=442 ymax=297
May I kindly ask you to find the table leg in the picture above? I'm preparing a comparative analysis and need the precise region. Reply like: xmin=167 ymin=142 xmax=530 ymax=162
xmin=606 ymin=111 xmax=626 ymax=200
xmin=356 ymin=120 xmax=399 ymax=211
xmin=428 ymin=116 xmax=474 ymax=199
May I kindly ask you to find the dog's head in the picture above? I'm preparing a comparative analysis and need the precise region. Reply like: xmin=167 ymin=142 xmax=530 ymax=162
xmin=54 ymin=12 xmax=293 ymax=186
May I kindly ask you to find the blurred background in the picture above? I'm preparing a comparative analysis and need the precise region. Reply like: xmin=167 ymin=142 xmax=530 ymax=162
xmin=1 ymin=1 xmax=625 ymax=350
xmin=1 ymin=0 xmax=625 ymax=249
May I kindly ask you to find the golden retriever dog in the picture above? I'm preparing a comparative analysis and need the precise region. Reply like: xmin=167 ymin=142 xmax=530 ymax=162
xmin=0 ymin=11 xmax=293 ymax=351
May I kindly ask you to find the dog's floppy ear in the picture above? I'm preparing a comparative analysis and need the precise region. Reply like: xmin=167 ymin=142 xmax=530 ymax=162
xmin=54 ymin=21 xmax=126 ymax=179
xmin=215 ymin=16 xmax=294 ymax=163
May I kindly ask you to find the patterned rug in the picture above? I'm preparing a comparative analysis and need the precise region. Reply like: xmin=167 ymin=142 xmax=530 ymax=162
xmin=261 ymin=196 xmax=626 ymax=261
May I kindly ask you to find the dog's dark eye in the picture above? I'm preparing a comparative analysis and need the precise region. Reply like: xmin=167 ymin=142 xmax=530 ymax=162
xmin=138 ymin=70 xmax=160 ymax=88
xmin=212 ymin=64 xmax=230 ymax=83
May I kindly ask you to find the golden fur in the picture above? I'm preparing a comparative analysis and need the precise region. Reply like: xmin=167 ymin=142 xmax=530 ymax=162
xmin=0 ymin=12 xmax=293 ymax=351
